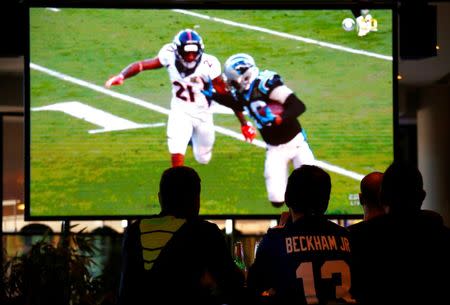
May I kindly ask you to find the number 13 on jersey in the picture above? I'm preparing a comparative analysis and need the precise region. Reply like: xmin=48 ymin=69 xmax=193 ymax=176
xmin=297 ymin=260 xmax=355 ymax=304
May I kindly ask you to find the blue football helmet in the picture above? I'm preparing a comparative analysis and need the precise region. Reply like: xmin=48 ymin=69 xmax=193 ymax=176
xmin=224 ymin=53 xmax=259 ymax=93
xmin=173 ymin=29 xmax=204 ymax=70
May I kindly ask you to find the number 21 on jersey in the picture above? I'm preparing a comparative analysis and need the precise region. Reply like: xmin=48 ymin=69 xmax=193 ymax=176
xmin=173 ymin=81 xmax=195 ymax=102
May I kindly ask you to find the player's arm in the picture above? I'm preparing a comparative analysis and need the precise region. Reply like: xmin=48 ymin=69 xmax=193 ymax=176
xmin=105 ymin=57 xmax=163 ymax=88
xmin=205 ymin=76 xmax=241 ymax=111
xmin=202 ymin=75 xmax=241 ymax=111
xmin=212 ymin=76 xmax=257 ymax=142
xmin=203 ymin=76 xmax=256 ymax=142
xmin=269 ymin=85 xmax=306 ymax=125
xmin=212 ymin=92 xmax=257 ymax=142
xmin=234 ymin=110 xmax=257 ymax=142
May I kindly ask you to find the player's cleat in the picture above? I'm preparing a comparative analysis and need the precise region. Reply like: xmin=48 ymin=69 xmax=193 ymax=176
xmin=271 ymin=201 xmax=285 ymax=208
xmin=356 ymin=15 xmax=370 ymax=37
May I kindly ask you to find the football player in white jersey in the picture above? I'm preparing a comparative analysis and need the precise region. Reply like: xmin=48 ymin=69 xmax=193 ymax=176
xmin=105 ymin=29 xmax=256 ymax=167
xmin=204 ymin=54 xmax=315 ymax=208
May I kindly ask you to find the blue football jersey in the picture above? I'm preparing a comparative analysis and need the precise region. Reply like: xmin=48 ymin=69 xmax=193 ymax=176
xmin=247 ymin=216 xmax=355 ymax=304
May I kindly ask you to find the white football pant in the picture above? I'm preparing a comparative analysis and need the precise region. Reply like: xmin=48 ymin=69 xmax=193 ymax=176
xmin=264 ymin=132 xmax=315 ymax=203
xmin=167 ymin=109 xmax=215 ymax=164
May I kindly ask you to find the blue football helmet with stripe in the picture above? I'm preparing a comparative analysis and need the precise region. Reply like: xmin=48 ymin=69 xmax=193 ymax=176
xmin=224 ymin=53 xmax=259 ymax=93
xmin=173 ymin=29 xmax=204 ymax=70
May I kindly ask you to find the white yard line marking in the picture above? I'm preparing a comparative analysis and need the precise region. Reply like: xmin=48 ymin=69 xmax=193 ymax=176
xmin=32 ymin=101 xmax=165 ymax=134
xmin=44 ymin=8 xmax=390 ymax=61
xmin=315 ymin=160 xmax=363 ymax=181
xmin=173 ymin=9 xmax=392 ymax=61
xmin=31 ymin=63 xmax=171 ymax=115
xmin=30 ymin=62 xmax=363 ymax=181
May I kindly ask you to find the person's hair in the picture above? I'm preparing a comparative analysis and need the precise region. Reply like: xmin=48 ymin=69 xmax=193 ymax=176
xmin=380 ymin=162 xmax=425 ymax=214
xmin=360 ymin=171 xmax=383 ymax=208
xmin=285 ymin=165 xmax=331 ymax=215
xmin=159 ymin=166 xmax=201 ymax=218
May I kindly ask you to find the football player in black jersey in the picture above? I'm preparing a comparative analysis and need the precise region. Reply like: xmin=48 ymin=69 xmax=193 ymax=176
xmin=203 ymin=53 xmax=315 ymax=208
xmin=246 ymin=165 xmax=355 ymax=304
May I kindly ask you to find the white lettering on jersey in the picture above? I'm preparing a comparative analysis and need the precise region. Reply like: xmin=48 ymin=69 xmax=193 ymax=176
xmin=284 ymin=235 xmax=350 ymax=253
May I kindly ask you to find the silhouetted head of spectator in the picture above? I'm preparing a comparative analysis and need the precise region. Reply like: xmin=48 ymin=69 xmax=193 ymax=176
xmin=380 ymin=162 xmax=426 ymax=215
xmin=158 ymin=166 xmax=201 ymax=219
xmin=360 ymin=172 xmax=383 ymax=206
xmin=285 ymin=165 xmax=331 ymax=216
xmin=359 ymin=171 xmax=384 ymax=220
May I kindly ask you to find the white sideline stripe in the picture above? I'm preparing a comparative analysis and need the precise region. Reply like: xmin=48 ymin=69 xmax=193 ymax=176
xmin=315 ymin=160 xmax=364 ymax=181
xmin=89 ymin=123 xmax=166 ymax=134
xmin=31 ymin=63 xmax=171 ymax=115
xmin=30 ymin=62 xmax=363 ymax=181
xmin=44 ymin=8 xmax=390 ymax=61
xmin=173 ymin=9 xmax=392 ymax=61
